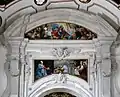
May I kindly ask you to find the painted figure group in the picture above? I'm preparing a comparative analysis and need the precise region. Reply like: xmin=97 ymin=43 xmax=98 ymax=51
xmin=54 ymin=64 xmax=69 ymax=74
xmin=36 ymin=61 xmax=69 ymax=79
xmin=25 ymin=23 xmax=97 ymax=40
xmin=35 ymin=60 xmax=87 ymax=81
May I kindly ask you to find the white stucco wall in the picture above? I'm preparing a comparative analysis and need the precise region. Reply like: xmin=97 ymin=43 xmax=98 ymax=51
xmin=0 ymin=42 xmax=7 ymax=97
xmin=113 ymin=36 xmax=120 ymax=97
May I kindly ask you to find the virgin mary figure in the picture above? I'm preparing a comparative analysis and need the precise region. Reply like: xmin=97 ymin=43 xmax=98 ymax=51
xmin=36 ymin=61 xmax=47 ymax=78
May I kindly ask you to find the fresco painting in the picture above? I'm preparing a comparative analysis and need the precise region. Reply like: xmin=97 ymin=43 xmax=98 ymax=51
xmin=25 ymin=22 xmax=97 ymax=40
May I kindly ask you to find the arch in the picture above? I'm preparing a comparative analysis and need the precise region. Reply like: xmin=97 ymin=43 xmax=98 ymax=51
xmin=28 ymin=74 xmax=93 ymax=97
xmin=26 ymin=9 xmax=117 ymax=37
xmin=4 ymin=8 xmax=118 ymax=38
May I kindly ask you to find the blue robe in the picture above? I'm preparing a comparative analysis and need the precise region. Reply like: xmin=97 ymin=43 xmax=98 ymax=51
xmin=36 ymin=64 xmax=47 ymax=78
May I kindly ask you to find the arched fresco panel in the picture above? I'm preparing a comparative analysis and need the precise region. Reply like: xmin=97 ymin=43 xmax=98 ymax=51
xmin=24 ymin=22 xmax=97 ymax=40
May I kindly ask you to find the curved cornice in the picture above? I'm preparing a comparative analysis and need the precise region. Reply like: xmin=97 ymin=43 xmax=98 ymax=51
xmin=28 ymin=74 xmax=93 ymax=97
xmin=3 ymin=8 xmax=118 ymax=37
xmin=0 ymin=0 xmax=119 ymax=35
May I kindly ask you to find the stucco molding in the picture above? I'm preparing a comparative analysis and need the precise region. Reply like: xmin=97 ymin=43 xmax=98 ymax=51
xmin=0 ymin=34 xmax=12 ymax=97
xmin=3 ymin=8 xmax=118 ymax=38
xmin=28 ymin=74 xmax=93 ymax=97
xmin=4 ymin=14 xmax=30 ymax=37
xmin=0 ymin=0 xmax=120 ymax=36
xmin=26 ymin=8 xmax=117 ymax=37
xmin=111 ymin=35 xmax=120 ymax=95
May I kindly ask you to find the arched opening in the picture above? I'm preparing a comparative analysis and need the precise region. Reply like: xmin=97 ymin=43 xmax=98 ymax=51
xmin=44 ymin=92 xmax=76 ymax=97
xmin=39 ymin=88 xmax=78 ymax=97
xmin=28 ymin=74 xmax=92 ymax=97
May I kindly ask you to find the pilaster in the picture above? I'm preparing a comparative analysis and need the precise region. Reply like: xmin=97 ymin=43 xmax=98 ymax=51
xmin=8 ymin=37 xmax=23 ymax=97
xmin=93 ymin=36 xmax=116 ymax=97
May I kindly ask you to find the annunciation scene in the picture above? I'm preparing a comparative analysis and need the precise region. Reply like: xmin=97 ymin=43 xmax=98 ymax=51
xmin=34 ymin=59 xmax=88 ymax=82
